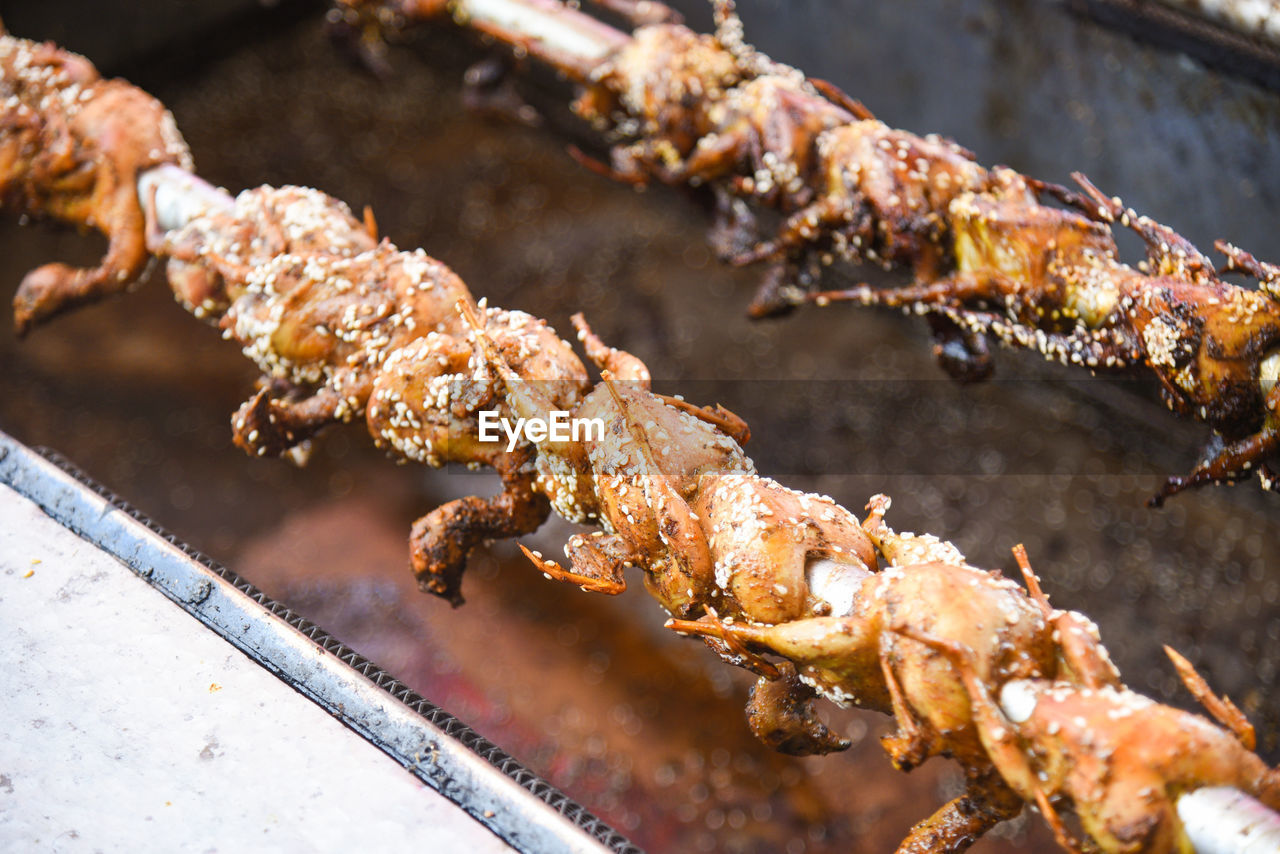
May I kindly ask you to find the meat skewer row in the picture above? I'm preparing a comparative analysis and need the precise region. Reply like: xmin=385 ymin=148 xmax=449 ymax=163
xmin=5 ymin=30 xmax=1280 ymax=854
xmin=332 ymin=0 xmax=1280 ymax=505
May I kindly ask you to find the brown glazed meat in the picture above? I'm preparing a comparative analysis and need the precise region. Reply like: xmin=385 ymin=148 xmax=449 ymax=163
xmin=0 ymin=32 xmax=192 ymax=334
xmin=819 ymin=170 xmax=1280 ymax=506
xmin=570 ymin=5 xmax=1280 ymax=503
xmin=157 ymin=184 xmax=590 ymax=605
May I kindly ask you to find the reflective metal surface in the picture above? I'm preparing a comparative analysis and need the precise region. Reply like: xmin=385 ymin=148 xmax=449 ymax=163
xmin=0 ymin=432 xmax=636 ymax=854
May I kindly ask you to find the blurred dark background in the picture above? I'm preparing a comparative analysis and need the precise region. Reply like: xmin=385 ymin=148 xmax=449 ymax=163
xmin=2 ymin=1 xmax=1279 ymax=851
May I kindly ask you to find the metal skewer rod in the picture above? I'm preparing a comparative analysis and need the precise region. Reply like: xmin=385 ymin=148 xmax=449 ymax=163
xmin=1179 ymin=786 xmax=1280 ymax=854
xmin=382 ymin=0 xmax=629 ymax=78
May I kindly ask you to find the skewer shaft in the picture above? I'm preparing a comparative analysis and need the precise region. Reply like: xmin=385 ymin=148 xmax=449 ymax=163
xmin=444 ymin=0 xmax=628 ymax=78
xmin=1179 ymin=787 xmax=1280 ymax=854
xmin=137 ymin=164 xmax=234 ymax=232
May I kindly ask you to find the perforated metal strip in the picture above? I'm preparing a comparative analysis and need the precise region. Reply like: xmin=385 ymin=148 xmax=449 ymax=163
xmin=0 ymin=431 xmax=642 ymax=854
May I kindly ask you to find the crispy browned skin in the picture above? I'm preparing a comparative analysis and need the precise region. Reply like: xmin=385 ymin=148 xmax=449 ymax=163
xmin=823 ymin=170 xmax=1280 ymax=505
xmin=459 ymin=301 xmax=880 ymax=620
xmin=894 ymin=779 xmax=1024 ymax=854
xmin=0 ymin=33 xmax=192 ymax=334
xmin=671 ymin=503 xmax=1279 ymax=853
xmin=916 ymin=639 xmax=1280 ymax=853
xmin=158 ymin=184 xmax=590 ymax=605
xmin=745 ymin=661 xmax=851 ymax=756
